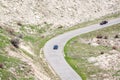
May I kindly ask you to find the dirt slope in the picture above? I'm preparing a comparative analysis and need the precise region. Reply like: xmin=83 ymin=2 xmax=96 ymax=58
xmin=0 ymin=0 xmax=120 ymax=27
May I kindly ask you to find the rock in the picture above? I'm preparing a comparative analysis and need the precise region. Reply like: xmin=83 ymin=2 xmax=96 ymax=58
xmin=109 ymin=40 xmax=114 ymax=46
xmin=90 ymin=42 xmax=99 ymax=46
xmin=88 ymin=57 xmax=96 ymax=63
xmin=109 ymin=50 xmax=120 ymax=54
xmin=9 ymin=67 xmax=16 ymax=72
xmin=92 ymin=38 xmax=98 ymax=42
xmin=94 ymin=63 xmax=99 ymax=66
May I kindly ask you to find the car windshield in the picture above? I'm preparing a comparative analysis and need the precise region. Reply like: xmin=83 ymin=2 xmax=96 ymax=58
xmin=53 ymin=45 xmax=58 ymax=50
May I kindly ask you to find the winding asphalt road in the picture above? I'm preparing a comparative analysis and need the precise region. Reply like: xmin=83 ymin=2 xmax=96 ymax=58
xmin=43 ymin=18 xmax=120 ymax=80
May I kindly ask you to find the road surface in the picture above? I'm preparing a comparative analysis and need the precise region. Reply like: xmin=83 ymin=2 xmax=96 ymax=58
xmin=43 ymin=18 xmax=120 ymax=80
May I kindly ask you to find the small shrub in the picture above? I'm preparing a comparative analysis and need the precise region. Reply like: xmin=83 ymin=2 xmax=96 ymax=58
xmin=58 ymin=25 xmax=63 ymax=29
xmin=44 ymin=22 xmax=47 ymax=24
xmin=114 ymin=34 xmax=119 ymax=38
xmin=104 ymin=36 xmax=108 ymax=39
xmin=100 ymin=51 xmax=104 ymax=54
xmin=0 ymin=63 xmax=4 ymax=69
xmin=73 ymin=40 xmax=77 ymax=43
xmin=112 ymin=46 xmax=117 ymax=50
xmin=10 ymin=38 xmax=19 ymax=48
xmin=41 ymin=36 xmax=44 ymax=38
xmin=0 ymin=26 xmax=3 ymax=29
xmin=88 ymin=43 xmax=91 ymax=45
xmin=96 ymin=40 xmax=101 ymax=44
xmin=17 ymin=22 xmax=22 ymax=26
xmin=96 ymin=34 xmax=103 ymax=39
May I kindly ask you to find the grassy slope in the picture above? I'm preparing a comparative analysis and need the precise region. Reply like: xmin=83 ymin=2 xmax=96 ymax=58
xmin=0 ymin=27 xmax=35 ymax=80
xmin=64 ymin=24 xmax=120 ymax=80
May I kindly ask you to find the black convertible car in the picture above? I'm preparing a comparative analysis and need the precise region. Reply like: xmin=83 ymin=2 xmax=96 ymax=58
xmin=100 ymin=21 xmax=108 ymax=25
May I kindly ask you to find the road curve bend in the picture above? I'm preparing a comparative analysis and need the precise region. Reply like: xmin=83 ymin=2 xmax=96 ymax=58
xmin=43 ymin=18 xmax=120 ymax=80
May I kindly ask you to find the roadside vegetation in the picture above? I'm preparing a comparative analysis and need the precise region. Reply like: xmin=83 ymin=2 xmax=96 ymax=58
xmin=64 ymin=24 xmax=120 ymax=80
xmin=0 ymin=27 xmax=35 ymax=80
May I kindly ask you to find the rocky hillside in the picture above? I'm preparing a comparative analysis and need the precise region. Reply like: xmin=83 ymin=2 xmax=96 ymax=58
xmin=0 ymin=0 xmax=120 ymax=80
xmin=0 ymin=0 xmax=120 ymax=27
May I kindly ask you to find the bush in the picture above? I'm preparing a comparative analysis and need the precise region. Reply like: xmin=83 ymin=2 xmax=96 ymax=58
xmin=17 ymin=22 xmax=22 ymax=26
xmin=112 ymin=46 xmax=117 ymax=50
xmin=96 ymin=39 xmax=101 ymax=44
xmin=44 ymin=22 xmax=47 ymax=24
xmin=100 ymin=51 xmax=104 ymax=54
xmin=96 ymin=34 xmax=103 ymax=39
xmin=104 ymin=36 xmax=108 ymax=39
xmin=0 ymin=63 xmax=4 ymax=69
xmin=10 ymin=38 xmax=19 ymax=48
xmin=58 ymin=25 xmax=63 ymax=29
xmin=41 ymin=36 xmax=44 ymax=38
xmin=114 ymin=34 xmax=119 ymax=38
xmin=0 ymin=26 xmax=3 ymax=29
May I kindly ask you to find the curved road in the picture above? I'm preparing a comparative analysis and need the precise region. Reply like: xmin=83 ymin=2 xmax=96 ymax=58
xmin=43 ymin=18 xmax=120 ymax=80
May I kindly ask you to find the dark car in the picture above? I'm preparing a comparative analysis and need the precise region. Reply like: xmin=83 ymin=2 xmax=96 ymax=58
xmin=100 ymin=21 xmax=108 ymax=25
xmin=53 ymin=45 xmax=58 ymax=50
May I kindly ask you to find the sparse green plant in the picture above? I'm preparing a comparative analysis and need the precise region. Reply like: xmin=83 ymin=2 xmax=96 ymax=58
xmin=58 ymin=25 xmax=63 ymax=29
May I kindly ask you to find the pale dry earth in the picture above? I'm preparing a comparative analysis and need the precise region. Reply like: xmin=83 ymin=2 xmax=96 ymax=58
xmin=0 ymin=0 xmax=120 ymax=27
